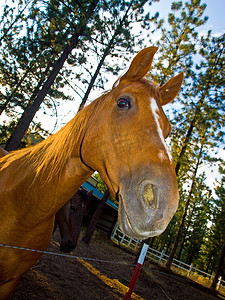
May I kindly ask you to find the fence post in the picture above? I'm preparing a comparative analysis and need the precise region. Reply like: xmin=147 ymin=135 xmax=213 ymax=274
xmin=124 ymin=243 xmax=149 ymax=300
xmin=120 ymin=234 xmax=125 ymax=245
xmin=110 ymin=223 xmax=118 ymax=241
xmin=188 ymin=263 xmax=193 ymax=278
xmin=128 ymin=238 xmax=133 ymax=248
xmin=159 ymin=249 xmax=165 ymax=263
xmin=216 ymin=276 xmax=222 ymax=291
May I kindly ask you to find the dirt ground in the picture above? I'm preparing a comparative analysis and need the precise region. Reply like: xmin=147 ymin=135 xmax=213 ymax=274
xmin=9 ymin=229 xmax=222 ymax=300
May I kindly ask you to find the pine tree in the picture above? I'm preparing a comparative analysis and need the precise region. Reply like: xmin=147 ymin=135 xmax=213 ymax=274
xmin=165 ymin=138 xmax=206 ymax=269
xmin=78 ymin=0 xmax=160 ymax=110
xmin=210 ymin=166 xmax=225 ymax=292
xmin=211 ymin=237 xmax=225 ymax=293
xmin=151 ymin=0 xmax=208 ymax=85
xmin=1 ymin=0 xmax=161 ymax=148
xmin=5 ymin=0 xmax=99 ymax=150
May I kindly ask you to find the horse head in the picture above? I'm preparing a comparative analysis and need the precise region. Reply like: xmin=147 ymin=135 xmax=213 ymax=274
xmin=55 ymin=189 xmax=92 ymax=253
xmin=81 ymin=47 xmax=183 ymax=240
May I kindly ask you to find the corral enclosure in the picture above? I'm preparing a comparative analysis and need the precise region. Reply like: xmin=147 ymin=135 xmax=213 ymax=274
xmin=9 ymin=229 xmax=221 ymax=300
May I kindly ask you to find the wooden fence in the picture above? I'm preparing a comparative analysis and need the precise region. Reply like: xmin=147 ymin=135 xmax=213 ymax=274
xmin=110 ymin=222 xmax=225 ymax=294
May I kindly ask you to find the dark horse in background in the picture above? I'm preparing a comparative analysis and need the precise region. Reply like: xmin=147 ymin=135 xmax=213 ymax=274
xmin=54 ymin=188 xmax=93 ymax=253
xmin=0 ymin=148 xmax=93 ymax=253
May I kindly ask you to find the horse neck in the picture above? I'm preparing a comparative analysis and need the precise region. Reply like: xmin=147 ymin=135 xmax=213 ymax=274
xmin=0 ymin=108 xmax=93 ymax=220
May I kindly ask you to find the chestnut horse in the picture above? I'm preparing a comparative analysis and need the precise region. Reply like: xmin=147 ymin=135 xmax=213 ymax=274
xmin=0 ymin=46 xmax=183 ymax=298
xmin=54 ymin=188 xmax=92 ymax=253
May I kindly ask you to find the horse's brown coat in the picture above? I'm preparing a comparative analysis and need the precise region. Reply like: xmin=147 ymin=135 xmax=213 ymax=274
xmin=0 ymin=46 xmax=183 ymax=298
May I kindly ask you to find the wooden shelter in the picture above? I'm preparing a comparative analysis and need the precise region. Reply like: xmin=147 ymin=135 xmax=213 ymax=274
xmin=82 ymin=176 xmax=118 ymax=236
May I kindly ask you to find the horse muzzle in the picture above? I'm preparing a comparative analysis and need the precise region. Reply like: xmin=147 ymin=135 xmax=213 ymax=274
xmin=117 ymin=174 xmax=179 ymax=240
xmin=60 ymin=240 xmax=76 ymax=253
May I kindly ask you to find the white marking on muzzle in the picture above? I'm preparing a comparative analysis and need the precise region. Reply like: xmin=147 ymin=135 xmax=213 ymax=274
xmin=150 ymin=98 xmax=173 ymax=162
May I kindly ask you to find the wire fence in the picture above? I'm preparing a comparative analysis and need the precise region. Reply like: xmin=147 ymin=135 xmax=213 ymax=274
xmin=111 ymin=222 xmax=225 ymax=295
xmin=0 ymin=242 xmax=135 ymax=267
xmin=1 ymin=223 xmax=224 ymax=296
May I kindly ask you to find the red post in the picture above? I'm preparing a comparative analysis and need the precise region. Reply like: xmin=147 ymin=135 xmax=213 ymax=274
xmin=124 ymin=243 xmax=149 ymax=300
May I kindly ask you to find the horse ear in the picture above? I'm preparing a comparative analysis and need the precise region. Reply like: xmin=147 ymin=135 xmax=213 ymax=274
xmin=159 ymin=72 xmax=184 ymax=106
xmin=119 ymin=46 xmax=158 ymax=82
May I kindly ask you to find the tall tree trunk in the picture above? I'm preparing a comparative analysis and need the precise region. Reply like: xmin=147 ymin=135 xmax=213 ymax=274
xmin=77 ymin=42 xmax=112 ymax=112
xmin=149 ymin=237 xmax=155 ymax=248
xmin=177 ymin=236 xmax=185 ymax=260
xmin=175 ymin=96 xmax=204 ymax=175
xmin=5 ymin=62 xmax=53 ymax=150
xmin=0 ymin=0 xmax=33 ymax=43
xmin=78 ymin=0 xmax=134 ymax=111
xmin=206 ymin=254 xmax=212 ymax=273
xmin=210 ymin=237 xmax=225 ymax=293
xmin=82 ymin=189 xmax=110 ymax=244
xmin=175 ymin=47 xmax=223 ymax=175
xmin=186 ymin=248 xmax=195 ymax=266
xmin=165 ymin=140 xmax=205 ymax=270
xmin=5 ymin=0 xmax=99 ymax=151
xmin=177 ymin=199 xmax=197 ymax=261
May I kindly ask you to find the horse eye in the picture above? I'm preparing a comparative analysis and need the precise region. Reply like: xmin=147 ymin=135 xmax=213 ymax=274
xmin=71 ymin=205 xmax=75 ymax=212
xmin=117 ymin=98 xmax=131 ymax=110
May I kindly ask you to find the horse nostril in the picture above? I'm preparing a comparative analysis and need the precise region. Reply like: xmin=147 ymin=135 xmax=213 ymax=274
xmin=141 ymin=182 xmax=157 ymax=209
xmin=60 ymin=241 xmax=75 ymax=253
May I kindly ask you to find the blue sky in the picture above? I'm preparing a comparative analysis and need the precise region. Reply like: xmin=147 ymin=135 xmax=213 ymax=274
xmin=151 ymin=0 xmax=224 ymax=35
xmin=203 ymin=0 xmax=225 ymax=33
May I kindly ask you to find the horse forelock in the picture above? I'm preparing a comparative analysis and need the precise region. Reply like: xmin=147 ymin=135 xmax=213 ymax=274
xmin=112 ymin=77 xmax=160 ymax=103
xmin=139 ymin=78 xmax=161 ymax=101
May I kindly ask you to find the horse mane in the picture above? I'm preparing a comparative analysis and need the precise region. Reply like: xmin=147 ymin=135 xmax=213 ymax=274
xmin=0 ymin=103 xmax=93 ymax=186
